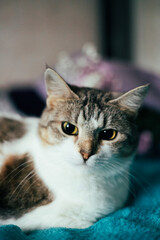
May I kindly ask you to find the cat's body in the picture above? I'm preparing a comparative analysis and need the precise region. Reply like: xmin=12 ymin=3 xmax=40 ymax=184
xmin=0 ymin=69 xmax=149 ymax=231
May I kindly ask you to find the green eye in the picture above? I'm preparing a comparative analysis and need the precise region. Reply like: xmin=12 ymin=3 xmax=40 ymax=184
xmin=62 ymin=122 xmax=78 ymax=136
xmin=99 ymin=129 xmax=117 ymax=141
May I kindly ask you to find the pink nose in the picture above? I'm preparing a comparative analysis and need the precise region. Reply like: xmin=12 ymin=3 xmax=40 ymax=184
xmin=80 ymin=151 xmax=91 ymax=161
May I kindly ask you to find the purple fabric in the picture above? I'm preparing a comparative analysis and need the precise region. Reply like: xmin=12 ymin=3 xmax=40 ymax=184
xmin=36 ymin=51 xmax=160 ymax=112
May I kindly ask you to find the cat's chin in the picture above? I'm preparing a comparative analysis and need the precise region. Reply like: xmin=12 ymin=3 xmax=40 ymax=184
xmin=69 ymin=156 xmax=97 ymax=168
xmin=65 ymin=156 xmax=93 ymax=168
xmin=68 ymin=158 xmax=88 ymax=167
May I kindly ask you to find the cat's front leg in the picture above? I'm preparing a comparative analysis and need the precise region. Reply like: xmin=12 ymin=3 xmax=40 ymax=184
xmin=48 ymin=199 xmax=95 ymax=229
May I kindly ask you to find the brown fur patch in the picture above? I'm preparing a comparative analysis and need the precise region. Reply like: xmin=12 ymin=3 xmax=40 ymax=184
xmin=0 ymin=117 xmax=26 ymax=143
xmin=0 ymin=154 xmax=53 ymax=219
xmin=39 ymin=126 xmax=51 ymax=145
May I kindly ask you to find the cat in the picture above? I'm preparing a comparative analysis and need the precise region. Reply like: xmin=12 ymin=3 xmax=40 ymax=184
xmin=0 ymin=68 xmax=149 ymax=231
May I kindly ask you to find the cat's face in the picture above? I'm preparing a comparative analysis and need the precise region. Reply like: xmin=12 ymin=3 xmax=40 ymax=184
xmin=39 ymin=68 xmax=149 ymax=169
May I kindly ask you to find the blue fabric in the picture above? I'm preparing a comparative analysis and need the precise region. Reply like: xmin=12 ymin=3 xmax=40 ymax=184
xmin=0 ymin=158 xmax=160 ymax=240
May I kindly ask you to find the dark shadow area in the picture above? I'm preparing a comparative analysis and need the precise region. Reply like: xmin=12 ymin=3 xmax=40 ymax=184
xmin=98 ymin=0 xmax=133 ymax=61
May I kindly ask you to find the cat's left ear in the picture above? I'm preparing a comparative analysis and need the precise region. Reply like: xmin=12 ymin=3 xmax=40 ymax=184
xmin=45 ymin=68 xmax=79 ymax=108
xmin=108 ymin=84 xmax=150 ymax=117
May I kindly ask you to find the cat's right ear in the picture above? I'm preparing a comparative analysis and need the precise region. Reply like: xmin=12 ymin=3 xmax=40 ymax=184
xmin=108 ymin=84 xmax=149 ymax=118
xmin=45 ymin=68 xmax=79 ymax=108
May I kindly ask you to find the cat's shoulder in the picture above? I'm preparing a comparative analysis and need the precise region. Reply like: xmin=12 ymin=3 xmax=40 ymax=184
xmin=0 ymin=112 xmax=39 ymax=143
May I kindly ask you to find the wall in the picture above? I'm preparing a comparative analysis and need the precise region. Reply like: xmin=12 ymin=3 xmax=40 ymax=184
xmin=0 ymin=0 xmax=99 ymax=87
xmin=133 ymin=0 xmax=160 ymax=74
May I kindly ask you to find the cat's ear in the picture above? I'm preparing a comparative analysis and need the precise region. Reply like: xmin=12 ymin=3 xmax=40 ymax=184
xmin=45 ymin=68 xmax=79 ymax=107
xmin=108 ymin=84 xmax=150 ymax=117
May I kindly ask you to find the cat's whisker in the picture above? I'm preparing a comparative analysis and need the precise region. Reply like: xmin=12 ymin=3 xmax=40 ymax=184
xmin=14 ymin=172 xmax=38 ymax=200
xmin=97 ymin=161 xmax=136 ymax=197
xmin=0 ymin=160 xmax=32 ymax=185
xmin=109 ymin=161 xmax=153 ymax=201
xmin=95 ymin=159 xmax=142 ymax=198
xmin=112 ymin=161 xmax=145 ymax=185
xmin=9 ymin=170 xmax=35 ymax=200
xmin=21 ymin=175 xmax=38 ymax=198
xmin=130 ymin=166 xmax=152 ymax=188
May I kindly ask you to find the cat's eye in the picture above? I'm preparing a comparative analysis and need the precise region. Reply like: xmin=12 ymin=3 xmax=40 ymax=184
xmin=62 ymin=122 xmax=78 ymax=136
xmin=99 ymin=129 xmax=117 ymax=141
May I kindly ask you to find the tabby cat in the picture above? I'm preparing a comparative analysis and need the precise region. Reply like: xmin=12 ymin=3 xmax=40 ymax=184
xmin=0 ymin=68 xmax=149 ymax=230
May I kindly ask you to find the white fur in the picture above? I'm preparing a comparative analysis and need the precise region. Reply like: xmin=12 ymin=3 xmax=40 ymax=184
xmin=0 ymin=115 xmax=133 ymax=231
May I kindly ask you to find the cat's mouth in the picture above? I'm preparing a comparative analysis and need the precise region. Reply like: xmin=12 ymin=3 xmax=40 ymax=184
xmin=80 ymin=155 xmax=97 ymax=167
xmin=69 ymin=155 xmax=95 ymax=167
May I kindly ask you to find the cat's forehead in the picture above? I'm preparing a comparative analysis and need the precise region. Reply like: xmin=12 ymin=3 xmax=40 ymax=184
xmin=76 ymin=101 xmax=128 ymax=131
xmin=77 ymin=109 xmax=105 ymax=129
xmin=65 ymin=90 xmax=126 ymax=128
xmin=66 ymin=89 xmax=109 ymax=123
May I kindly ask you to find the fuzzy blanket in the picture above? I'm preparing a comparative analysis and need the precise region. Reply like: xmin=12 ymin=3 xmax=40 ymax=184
xmin=0 ymin=158 xmax=160 ymax=240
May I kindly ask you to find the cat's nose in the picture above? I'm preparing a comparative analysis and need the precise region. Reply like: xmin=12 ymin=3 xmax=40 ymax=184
xmin=80 ymin=151 xmax=91 ymax=161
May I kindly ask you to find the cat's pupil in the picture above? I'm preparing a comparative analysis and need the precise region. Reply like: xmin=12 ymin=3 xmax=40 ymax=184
xmin=66 ymin=123 xmax=73 ymax=132
xmin=99 ymin=129 xmax=117 ymax=141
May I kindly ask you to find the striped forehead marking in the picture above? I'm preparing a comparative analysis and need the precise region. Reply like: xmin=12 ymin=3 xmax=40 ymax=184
xmin=78 ymin=109 xmax=105 ymax=129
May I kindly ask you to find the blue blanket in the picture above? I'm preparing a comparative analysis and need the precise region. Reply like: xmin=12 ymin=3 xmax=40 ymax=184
xmin=0 ymin=158 xmax=160 ymax=240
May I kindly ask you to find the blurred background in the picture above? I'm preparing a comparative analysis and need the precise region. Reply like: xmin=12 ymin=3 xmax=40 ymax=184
xmin=0 ymin=0 xmax=160 ymax=86
xmin=0 ymin=0 xmax=160 ymax=158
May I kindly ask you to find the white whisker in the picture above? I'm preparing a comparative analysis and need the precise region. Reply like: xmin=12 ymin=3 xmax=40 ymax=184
xmin=0 ymin=160 xmax=32 ymax=185
xmin=21 ymin=175 xmax=38 ymax=197
xmin=9 ymin=170 xmax=35 ymax=200
xmin=14 ymin=172 xmax=38 ymax=200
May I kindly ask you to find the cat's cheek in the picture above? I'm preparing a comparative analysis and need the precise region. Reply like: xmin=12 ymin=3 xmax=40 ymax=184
xmin=59 ymin=138 xmax=84 ymax=166
xmin=85 ymin=156 xmax=97 ymax=167
xmin=66 ymin=152 xmax=84 ymax=166
xmin=99 ymin=144 xmax=113 ymax=158
xmin=86 ymin=146 xmax=112 ymax=167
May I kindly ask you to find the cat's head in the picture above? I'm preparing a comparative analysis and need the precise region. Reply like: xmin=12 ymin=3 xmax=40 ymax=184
xmin=39 ymin=68 xmax=149 ymax=169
